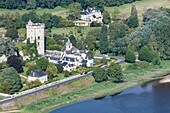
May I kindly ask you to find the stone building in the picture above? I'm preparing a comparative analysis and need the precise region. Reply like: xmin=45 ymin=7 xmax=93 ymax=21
xmin=26 ymin=20 xmax=45 ymax=55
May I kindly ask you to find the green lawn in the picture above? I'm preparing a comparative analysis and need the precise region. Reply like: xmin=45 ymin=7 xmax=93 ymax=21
xmin=51 ymin=27 xmax=101 ymax=39
xmin=0 ymin=6 xmax=69 ymax=18
xmin=105 ymin=0 xmax=170 ymax=23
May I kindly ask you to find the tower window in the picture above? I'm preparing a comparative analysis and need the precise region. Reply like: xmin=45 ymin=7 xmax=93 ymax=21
xmin=38 ymin=42 xmax=39 ymax=46
xmin=38 ymin=36 xmax=40 ymax=40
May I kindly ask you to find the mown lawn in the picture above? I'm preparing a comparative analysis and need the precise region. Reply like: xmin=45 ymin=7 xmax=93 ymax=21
xmin=105 ymin=0 xmax=170 ymax=22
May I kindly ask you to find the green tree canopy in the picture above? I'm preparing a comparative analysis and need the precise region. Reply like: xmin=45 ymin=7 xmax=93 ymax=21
xmin=92 ymin=67 xmax=108 ymax=82
xmin=0 ymin=67 xmax=22 ymax=94
xmin=125 ymin=49 xmax=136 ymax=63
xmin=36 ymin=58 xmax=49 ymax=71
xmin=127 ymin=5 xmax=138 ymax=28
xmin=108 ymin=63 xmax=123 ymax=82
xmin=5 ymin=27 xmax=19 ymax=39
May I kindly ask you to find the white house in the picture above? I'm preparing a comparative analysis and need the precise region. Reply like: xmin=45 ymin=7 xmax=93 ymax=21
xmin=80 ymin=7 xmax=102 ymax=23
xmin=28 ymin=69 xmax=48 ymax=83
xmin=82 ymin=58 xmax=94 ymax=67
xmin=62 ymin=62 xmax=77 ymax=71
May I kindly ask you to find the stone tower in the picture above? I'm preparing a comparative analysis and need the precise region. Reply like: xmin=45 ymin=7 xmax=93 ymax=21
xmin=26 ymin=20 xmax=45 ymax=55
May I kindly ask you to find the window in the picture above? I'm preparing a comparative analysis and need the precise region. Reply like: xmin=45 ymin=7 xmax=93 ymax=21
xmin=38 ymin=36 xmax=40 ymax=40
xmin=38 ymin=42 xmax=39 ymax=46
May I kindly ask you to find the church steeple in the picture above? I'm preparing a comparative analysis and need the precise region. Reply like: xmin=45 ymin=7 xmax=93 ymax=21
xmin=66 ymin=38 xmax=72 ymax=51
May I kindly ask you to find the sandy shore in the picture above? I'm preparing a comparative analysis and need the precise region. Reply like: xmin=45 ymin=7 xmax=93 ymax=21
xmin=159 ymin=75 xmax=170 ymax=83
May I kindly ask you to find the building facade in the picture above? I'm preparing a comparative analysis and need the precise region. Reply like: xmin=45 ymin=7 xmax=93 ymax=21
xmin=26 ymin=20 xmax=45 ymax=55
xmin=28 ymin=69 xmax=48 ymax=83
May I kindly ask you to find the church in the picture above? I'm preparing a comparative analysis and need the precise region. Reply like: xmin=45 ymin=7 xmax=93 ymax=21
xmin=46 ymin=39 xmax=94 ymax=71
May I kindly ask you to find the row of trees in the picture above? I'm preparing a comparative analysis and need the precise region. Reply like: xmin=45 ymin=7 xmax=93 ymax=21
xmin=0 ymin=0 xmax=141 ymax=10
xmin=0 ymin=11 xmax=74 ymax=30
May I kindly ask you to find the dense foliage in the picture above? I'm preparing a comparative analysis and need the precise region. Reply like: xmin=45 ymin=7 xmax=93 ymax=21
xmin=36 ymin=58 xmax=49 ymax=71
xmin=0 ymin=0 xmax=141 ymax=10
xmin=7 ymin=55 xmax=24 ymax=73
xmin=92 ymin=67 xmax=108 ymax=82
xmin=108 ymin=63 xmax=123 ymax=82
xmin=0 ymin=67 xmax=22 ymax=94
xmin=0 ymin=11 xmax=74 ymax=29
xmin=125 ymin=49 xmax=136 ymax=63
xmin=0 ymin=38 xmax=18 ymax=56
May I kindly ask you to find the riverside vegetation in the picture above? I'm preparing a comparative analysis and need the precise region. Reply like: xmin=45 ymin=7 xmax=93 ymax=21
xmin=19 ymin=61 xmax=170 ymax=113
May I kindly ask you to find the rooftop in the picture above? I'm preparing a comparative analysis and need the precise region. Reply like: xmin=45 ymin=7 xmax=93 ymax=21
xmin=29 ymin=69 xmax=47 ymax=78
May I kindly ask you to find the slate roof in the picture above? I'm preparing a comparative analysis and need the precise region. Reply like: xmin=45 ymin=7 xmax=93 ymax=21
xmin=63 ymin=57 xmax=78 ymax=62
xmin=62 ymin=62 xmax=68 ymax=66
xmin=29 ymin=69 xmax=47 ymax=77
xmin=82 ymin=60 xmax=87 ymax=64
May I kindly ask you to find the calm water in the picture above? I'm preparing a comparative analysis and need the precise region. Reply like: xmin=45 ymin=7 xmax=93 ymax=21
xmin=50 ymin=81 xmax=170 ymax=113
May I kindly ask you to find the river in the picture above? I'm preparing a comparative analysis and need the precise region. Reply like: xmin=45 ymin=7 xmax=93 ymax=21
xmin=50 ymin=80 xmax=170 ymax=113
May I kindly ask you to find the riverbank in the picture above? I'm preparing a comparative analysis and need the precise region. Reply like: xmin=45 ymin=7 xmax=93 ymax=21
xmin=1 ymin=62 xmax=170 ymax=113
xmin=21 ymin=64 xmax=170 ymax=113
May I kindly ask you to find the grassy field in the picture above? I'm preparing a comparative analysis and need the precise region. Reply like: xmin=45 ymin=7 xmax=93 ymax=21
xmin=105 ymin=0 xmax=170 ymax=22
xmin=51 ymin=27 xmax=101 ymax=39
xmin=1 ymin=61 xmax=169 ymax=112
xmin=0 ymin=6 xmax=69 ymax=18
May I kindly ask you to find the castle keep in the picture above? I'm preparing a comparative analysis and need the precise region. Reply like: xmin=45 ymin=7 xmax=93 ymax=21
xmin=26 ymin=20 xmax=45 ymax=55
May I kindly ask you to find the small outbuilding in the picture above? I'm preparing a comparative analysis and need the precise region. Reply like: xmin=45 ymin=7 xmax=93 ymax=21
xmin=28 ymin=69 xmax=48 ymax=83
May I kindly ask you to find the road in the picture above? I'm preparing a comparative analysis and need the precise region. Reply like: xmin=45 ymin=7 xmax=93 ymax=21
xmin=0 ymin=58 xmax=125 ymax=105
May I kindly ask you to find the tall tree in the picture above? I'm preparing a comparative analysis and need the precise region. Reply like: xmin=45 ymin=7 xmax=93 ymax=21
xmin=127 ymin=5 xmax=139 ymax=28
xmin=5 ymin=27 xmax=19 ymax=39
xmin=108 ymin=63 xmax=123 ymax=82
xmin=36 ymin=58 xmax=49 ymax=71
xmin=99 ymin=25 xmax=108 ymax=54
xmin=69 ymin=35 xmax=77 ymax=47
xmin=0 ymin=67 xmax=22 ymax=94
xmin=102 ymin=11 xmax=111 ymax=24
xmin=125 ymin=49 xmax=136 ymax=63
xmin=92 ymin=67 xmax=108 ymax=82
xmin=67 ymin=2 xmax=82 ymax=20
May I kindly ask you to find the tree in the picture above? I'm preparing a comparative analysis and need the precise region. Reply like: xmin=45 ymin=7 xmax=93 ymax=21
xmin=99 ymin=25 xmax=108 ymax=54
xmin=138 ymin=46 xmax=153 ymax=62
xmin=127 ymin=5 xmax=138 ymax=28
xmin=26 ymin=65 xmax=38 ymax=75
xmin=143 ymin=9 xmax=168 ymax=22
xmin=55 ymin=64 xmax=63 ymax=73
xmin=0 ymin=67 xmax=22 ymax=94
xmin=36 ymin=58 xmax=49 ymax=71
xmin=7 ymin=55 xmax=24 ymax=73
xmin=92 ymin=67 xmax=108 ymax=82
xmin=46 ymin=63 xmax=58 ymax=79
xmin=108 ymin=63 xmax=123 ymax=82
xmin=69 ymin=35 xmax=77 ymax=46
xmin=125 ymin=49 xmax=136 ymax=63
xmin=102 ymin=11 xmax=111 ymax=24
xmin=86 ymin=51 xmax=94 ymax=58
xmin=68 ymin=2 xmax=82 ymax=20
xmin=26 ymin=0 xmax=37 ymax=9
xmin=5 ymin=27 xmax=19 ymax=39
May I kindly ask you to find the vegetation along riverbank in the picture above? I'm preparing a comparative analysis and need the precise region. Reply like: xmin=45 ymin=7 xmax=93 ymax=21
xmin=2 ymin=61 xmax=169 ymax=113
